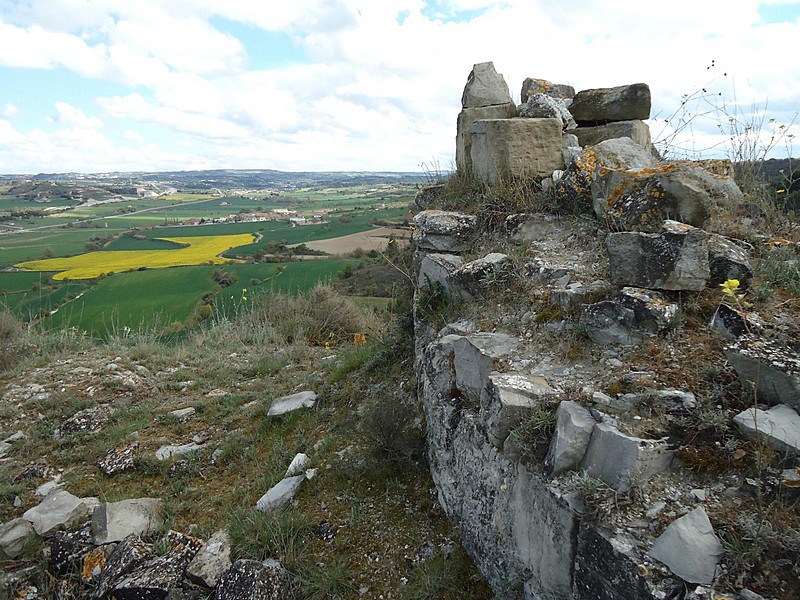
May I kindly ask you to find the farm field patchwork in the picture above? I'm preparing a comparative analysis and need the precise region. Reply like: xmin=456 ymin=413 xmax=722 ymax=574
xmin=43 ymin=259 xmax=358 ymax=335
xmin=14 ymin=233 xmax=254 ymax=280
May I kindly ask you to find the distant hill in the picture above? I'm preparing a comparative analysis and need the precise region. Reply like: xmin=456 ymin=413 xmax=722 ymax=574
xmin=0 ymin=169 xmax=428 ymax=191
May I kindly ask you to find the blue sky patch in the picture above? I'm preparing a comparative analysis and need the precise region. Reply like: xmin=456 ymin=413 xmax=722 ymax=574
xmin=1 ymin=67 xmax=130 ymax=132
xmin=209 ymin=17 xmax=307 ymax=69
xmin=420 ymin=1 xmax=498 ymax=23
xmin=758 ymin=2 xmax=800 ymax=24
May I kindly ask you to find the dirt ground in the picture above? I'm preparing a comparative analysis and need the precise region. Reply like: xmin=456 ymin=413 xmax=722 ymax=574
xmin=300 ymin=226 xmax=411 ymax=255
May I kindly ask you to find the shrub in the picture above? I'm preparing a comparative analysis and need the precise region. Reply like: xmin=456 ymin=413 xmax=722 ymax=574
xmin=0 ymin=310 xmax=25 ymax=372
xmin=228 ymin=507 xmax=310 ymax=568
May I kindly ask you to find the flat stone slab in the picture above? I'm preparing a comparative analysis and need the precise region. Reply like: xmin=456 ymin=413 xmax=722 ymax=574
xmin=649 ymin=507 xmax=723 ymax=584
xmin=267 ymin=391 xmax=317 ymax=417
xmin=169 ymin=407 xmax=196 ymax=421
xmin=22 ymin=490 xmax=91 ymax=536
xmin=255 ymin=475 xmax=306 ymax=512
xmin=733 ymin=404 xmax=800 ymax=455
xmin=0 ymin=518 xmax=35 ymax=559
xmin=91 ymin=498 xmax=165 ymax=544
xmin=155 ymin=442 xmax=203 ymax=461
xmin=725 ymin=335 xmax=800 ymax=409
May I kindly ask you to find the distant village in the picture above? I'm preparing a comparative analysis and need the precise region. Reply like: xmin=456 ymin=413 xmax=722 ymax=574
xmin=177 ymin=206 xmax=334 ymax=227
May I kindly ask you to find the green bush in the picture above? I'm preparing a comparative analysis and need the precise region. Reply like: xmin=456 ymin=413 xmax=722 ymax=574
xmin=0 ymin=310 xmax=25 ymax=372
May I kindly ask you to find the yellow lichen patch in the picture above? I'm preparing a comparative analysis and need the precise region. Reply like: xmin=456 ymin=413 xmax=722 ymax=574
xmin=15 ymin=233 xmax=254 ymax=280
xmin=82 ymin=548 xmax=106 ymax=581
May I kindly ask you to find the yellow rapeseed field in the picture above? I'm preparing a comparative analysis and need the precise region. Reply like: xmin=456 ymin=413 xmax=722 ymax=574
xmin=15 ymin=234 xmax=254 ymax=280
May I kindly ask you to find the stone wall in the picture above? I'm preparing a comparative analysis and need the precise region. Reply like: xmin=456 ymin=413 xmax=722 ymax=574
xmin=414 ymin=62 xmax=799 ymax=599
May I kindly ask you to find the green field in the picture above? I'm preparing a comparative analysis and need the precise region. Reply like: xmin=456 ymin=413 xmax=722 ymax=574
xmin=41 ymin=259 xmax=357 ymax=336
xmin=0 ymin=173 xmax=414 ymax=337
xmin=45 ymin=266 xmax=217 ymax=335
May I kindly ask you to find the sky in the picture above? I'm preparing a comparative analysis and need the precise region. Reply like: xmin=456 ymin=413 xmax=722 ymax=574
xmin=0 ymin=0 xmax=799 ymax=174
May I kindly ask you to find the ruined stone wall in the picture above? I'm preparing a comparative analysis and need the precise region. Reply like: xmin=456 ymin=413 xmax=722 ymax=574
xmin=412 ymin=62 xmax=799 ymax=599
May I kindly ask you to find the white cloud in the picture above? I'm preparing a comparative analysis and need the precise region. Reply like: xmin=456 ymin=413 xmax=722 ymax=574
xmin=0 ymin=0 xmax=798 ymax=172
xmin=2 ymin=103 xmax=18 ymax=118
xmin=123 ymin=130 xmax=144 ymax=142
xmin=53 ymin=102 xmax=103 ymax=129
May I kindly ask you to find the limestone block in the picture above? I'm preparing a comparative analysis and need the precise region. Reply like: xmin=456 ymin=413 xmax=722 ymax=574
xmin=606 ymin=221 xmax=710 ymax=291
xmin=649 ymin=507 xmax=723 ymax=585
xmin=91 ymin=498 xmax=164 ymax=545
xmin=594 ymin=162 xmax=742 ymax=232
xmin=554 ymin=137 xmax=659 ymax=213
xmin=412 ymin=210 xmax=478 ymax=252
xmin=284 ymin=453 xmax=310 ymax=478
xmin=49 ymin=528 xmax=94 ymax=576
xmin=579 ymin=423 xmax=673 ymax=491
xmin=585 ymin=294 xmax=677 ymax=346
xmin=155 ymin=442 xmax=203 ymax=461
xmin=510 ymin=469 xmax=578 ymax=598
xmin=711 ymin=304 xmax=762 ymax=340
xmin=725 ymin=335 xmax=800 ymax=409
xmin=90 ymin=535 xmax=155 ymax=599
xmin=417 ymin=252 xmax=464 ymax=294
xmin=549 ymin=280 xmax=611 ymax=313
xmin=450 ymin=333 xmax=518 ymax=402
xmin=520 ymin=77 xmax=575 ymax=102
xmin=111 ymin=536 xmax=201 ymax=599
xmin=461 ymin=61 xmax=512 ymax=108
xmin=470 ymin=118 xmax=564 ymax=186
xmin=456 ymin=103 xmax=517 ymax=172
xmin=574 ymin=526 xmax=658 ymax=599
xmin=562 ymin=133 xmax=581 ymax=166
xmin=733 ymin=404 xmax=800 ymax=455
xmin=454 ymin=252 xmax=510 ymax=297
xmin=517 ymin=94 xmax=576 ymax=130
xmin=545 ymin=401 xmax=596 ymax=475
xmin=214 ymin=559 xmax=290 ymax=600
xmin=255 ymin=475 xmax=306 ymax=512
xmin=570 ymin=83 xmax=651 ymax=123
xmin=0 ymin=518 xmax=35 ymax=559
xmin=481 ymin=373 xmax=555 ymax=447
xmin=267 ymin=391 xmax=317 ymax=416
xmin=618 ymin=287 xmax=680 ymax=333
xmin=580 ymin=301 xmax=640 ymax=346
xmin=708 ymin=234 xmax=753 ymax=288
xmin=187 ymin=528 xmax=232 ymax=589
xmin=574 ymin=120 xmax=653 ymax=150
xmin=22 ymin=489 xmax=91 ymax=536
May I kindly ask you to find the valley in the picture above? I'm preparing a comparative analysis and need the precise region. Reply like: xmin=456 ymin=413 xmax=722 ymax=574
xmin=0 ymin=170 xmax=422 ymax=337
